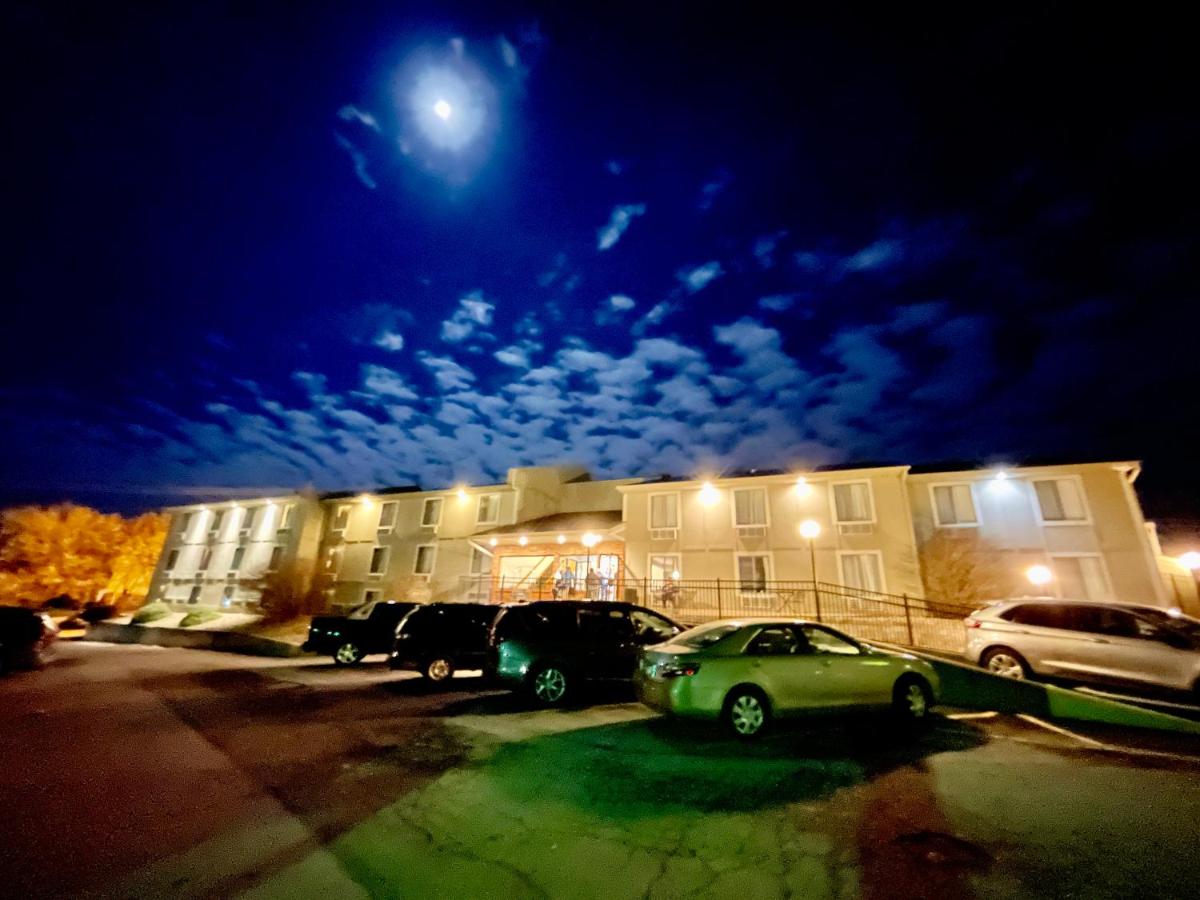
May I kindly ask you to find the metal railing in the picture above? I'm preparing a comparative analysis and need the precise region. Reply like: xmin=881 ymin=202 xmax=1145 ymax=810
xmin=454 ymin=576 xmax=974 ymax=653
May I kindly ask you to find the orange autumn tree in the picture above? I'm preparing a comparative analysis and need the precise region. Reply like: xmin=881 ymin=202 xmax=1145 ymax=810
xmin=0 ymin=504 xmax=168 ymax=611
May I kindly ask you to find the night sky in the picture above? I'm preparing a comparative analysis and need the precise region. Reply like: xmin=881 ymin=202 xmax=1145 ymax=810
xmin=4 ymin=3 xmax=1198 ymax=541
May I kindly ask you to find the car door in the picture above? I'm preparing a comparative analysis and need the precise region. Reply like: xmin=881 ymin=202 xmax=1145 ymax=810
xmin=1070 ymin=607 xmax=1196 ymax=689
xmin=366 ymin=603 xmax=412 ymax=652
xmin=577 ymin=607 xmax=637 ymax=679
xmin=457 ymin=607 xmax=498 ymax=669
xmin=1003 ymin=603 xmax=1097 ymax=676
xmin=799 ymin=624 xmax=894 ymax=706
xmin=741 ymin=625 xmax=827 ymax=714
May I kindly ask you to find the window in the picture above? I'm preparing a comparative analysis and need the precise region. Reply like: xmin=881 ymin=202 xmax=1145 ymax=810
xmin=414 ymin=544 xmax=437 ymax=575
xmin=747 ymin=626 xmax=801 ymax=656
xmin=278 ymin=504 xmax=295 ymax=531
xmin=240 ymin=507 xmax=256 ymax=538
xmin=630 ymin=609 xmax=679 ymax=644
xmin=332 ymin=505 xmax=350 ymax=533
xmin=1070 ymin=606 xmax=1147 ymax=639
xmin=578 ymin=608 xmax=634 ymax=640
xmin=648 ymin=555 xmax=680 ymax=583
xmin=832 ymin=482 xmax=874 ymax=523
xmin=187 ymin=585 xmax=201 ymax=605
xmin=199 ymin=547 xmax=213 ymax=571
xmin=221 ymin=586 xmax=235 ymax=609
xmin=363 ymin=589 xmax=382 ymax=605
xmin=470 ymin=547 xmax=492 ymax=574
xmin=1051 ymin=555 xmax=1110 ymax=601
xmin=839 ymin=552 xmax=884 ymax=594
xmin=648 ymin=493 xmax=678 ymax=529
xmin=324 ymin=545 xmax=344 ymax=574
xmin=369 ymin=546 xmax=390 ymax=576
xmin=267 ymin=545 xmax=283 ymax=572
xmin=736 ymin=554 xmax=770 ymax=591
xmin=422 ymin=498 xmax=443 ymax=528
xmin=180 ymin=512 xmax=193 ymax=535
xmin=931 ymin=484 xmax=978 ymax=527
xmin=209 ymin=510 xmax=224 ymax=538
xmin=165 ymin=549 xmax=179 ymax=571
xmin=1034 ymin=478 xmax=1088 ymax=523
xmin=476 ymin=494 xmax=500 ymax=525
xmin=230 ymin=546 xmax=245 ymax=572
xmin=733 ymin=488 xmax=768 ymax=527
xmin=800 ymin=625 xmax=861 ymax=656
xmin=1004 ymin=604 xmax=1075 ymax=629
xmin=377 ymin=501 xmax=398 ymax=533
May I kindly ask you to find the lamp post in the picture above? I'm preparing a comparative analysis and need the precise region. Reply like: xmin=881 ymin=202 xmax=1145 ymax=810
xmin=799 ymin=519 xmax=821 ymax=619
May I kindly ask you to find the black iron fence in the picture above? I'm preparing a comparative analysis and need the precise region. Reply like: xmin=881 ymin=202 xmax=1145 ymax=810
xmin=455 ymin=576 xmax=974 ymax=652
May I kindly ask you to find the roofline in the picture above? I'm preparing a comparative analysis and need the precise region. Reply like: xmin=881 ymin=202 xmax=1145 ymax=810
xmin=617 ymin=465 xmax=911 ymax=491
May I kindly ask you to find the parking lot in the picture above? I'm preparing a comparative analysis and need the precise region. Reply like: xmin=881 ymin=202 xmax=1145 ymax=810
xmin=2 ymin=642 xmax=1200 ymax=899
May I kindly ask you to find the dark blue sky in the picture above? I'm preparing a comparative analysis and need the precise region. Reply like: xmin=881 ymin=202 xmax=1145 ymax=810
xmin=4 ymin=3 xmax=1198 ymax=537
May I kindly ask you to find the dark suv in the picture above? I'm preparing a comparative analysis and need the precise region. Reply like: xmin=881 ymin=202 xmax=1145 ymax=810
xmin=488 ymin=601 xmax=682 ymax=705
xmin=390 ymin=602 xmax=503 ymax=682
xmin=0 ymin=607 xmax=55 ymax=674
xmin=304 ymin=600 xmax=418 ymax=665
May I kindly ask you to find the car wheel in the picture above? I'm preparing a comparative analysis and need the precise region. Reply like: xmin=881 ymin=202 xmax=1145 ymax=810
xmin=981 ymin=647 xmax=1030 ymax=680
xmin=894 ymin=676 xmax=933 ymax=722
xmin=423 ymin=657 xmax=455 ymax=683
xmin=333 ymin=642 xmax=364 ymax=666
xmin=530 ymin=665 xmax=569 ymax=706
xmin=724 ymin=687 xmax=770 ymax=739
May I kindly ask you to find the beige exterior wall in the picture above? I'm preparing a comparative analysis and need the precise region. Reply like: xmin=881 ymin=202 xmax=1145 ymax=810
xmin=619 ymin=467 xmax=924 ymax=598
xmin=907 ymin=461 xmax=1167 ymax=606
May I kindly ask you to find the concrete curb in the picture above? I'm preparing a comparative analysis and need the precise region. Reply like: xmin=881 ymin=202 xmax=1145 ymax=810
xmin=86 ymin=622 xmax=310 ymax=658
xmin=898 ymin=648 xmax=1200 ymax=736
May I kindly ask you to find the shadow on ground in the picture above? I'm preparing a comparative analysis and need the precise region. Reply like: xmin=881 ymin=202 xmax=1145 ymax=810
xmin=482 ymin=712 xmax=987 ymax=818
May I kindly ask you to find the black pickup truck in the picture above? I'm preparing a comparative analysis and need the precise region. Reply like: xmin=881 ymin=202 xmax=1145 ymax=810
xmin=304 ymin=600 xmax=418 ymax=665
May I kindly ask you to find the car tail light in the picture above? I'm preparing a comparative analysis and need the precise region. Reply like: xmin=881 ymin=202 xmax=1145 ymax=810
xmin=660 ymin=663 xmax=701 ymax=678
xmin=964 ymin=618 xmax=981 ymax=628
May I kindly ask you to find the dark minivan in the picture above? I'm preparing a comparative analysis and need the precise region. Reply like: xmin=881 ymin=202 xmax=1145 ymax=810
xmin=390 ymin=602 xmax=503 ymax=682
xmin=304 ymin=600 xmax=419 ymax=665
xmin=488 ymin=601 xmax=682 ymax=705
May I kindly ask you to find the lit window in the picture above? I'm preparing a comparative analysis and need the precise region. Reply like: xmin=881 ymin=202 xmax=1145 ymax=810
xmin=378 ymin=501 xmax=398 ymax=532
xmin=840 ymin=553 xmax=884 ymax=594
xmin=369 ymin=546 xmax=390 ymax=576
xmin=422 ymin=498 xmax=443 ymax=527
xmin=733 ymin=488 xmax=768 ymax=526
xmin=736 ymin=555 xmax=770 ymax=591
xmin=414 ymin=545 xmax=437 ymax=575
xmin=476 ymin=494 xmax=500 ymax=525
xmin=832 ymin=482 xmax=874 ymax=523
xmin=278 ymin=504 xmax=295 ymax=531
xmin=221 ymin=586 xmax=235 ymax=609
xmin=932 ymin=484 xmax=978 ymax=526
xmin=649 ymin=494 xmax=678 ymax=529
xmin=1034 ymin=479 xmax=1088 ymax=523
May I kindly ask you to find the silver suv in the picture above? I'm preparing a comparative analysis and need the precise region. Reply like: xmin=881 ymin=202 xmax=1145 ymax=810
xmin=964 ymin=599 xmax=1200 ymax=695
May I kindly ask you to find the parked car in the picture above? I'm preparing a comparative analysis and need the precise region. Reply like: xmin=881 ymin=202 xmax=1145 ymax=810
xmin=636 ymin=618 xmax=939 ymax=738
xmin=488 ymin=601 xmax=683 ymax=706
xmin=304 ymin=600 xmax=419 ymax=665
xmin=390 ymin=602 xmax=503 ymax=682
xmin=965 ymin=599 xmax=1200 ymax=695
xmin=0 ymin=607 xmax=56 ymax=674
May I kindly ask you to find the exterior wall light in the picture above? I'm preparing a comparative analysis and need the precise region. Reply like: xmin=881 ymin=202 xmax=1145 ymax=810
xmin=581 ymin=532 xmax=600 ymax=548
xmin=1178 ymin=551 xmax=1200 ymax=570
xmin=557 ymin=534 xmax=566 ymax=544
xmin=456 ymin=488 xmax=469 ymax=501
xmin=1026 ymin=564 xmax=1053 ymax=586
xmin=799 ymin=519 xmax=821 ymax=540
xmin=794 ymin=476 xmax=812 ymax=497
xmin=518 ymin=535 xmax=528 ymax=546
xmin=699 ymin=482 xmax=719 ymax=506
xmin=488 ymin=537 xmax=498 ymax=547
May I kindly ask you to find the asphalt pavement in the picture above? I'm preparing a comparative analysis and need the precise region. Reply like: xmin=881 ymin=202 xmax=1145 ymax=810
xmin=1 ymin=643 xmax=1199 ymax=899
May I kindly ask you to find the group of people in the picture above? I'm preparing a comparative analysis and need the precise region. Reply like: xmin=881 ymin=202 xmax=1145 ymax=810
xmin=551 ymin=564 xmax=616 ymax=602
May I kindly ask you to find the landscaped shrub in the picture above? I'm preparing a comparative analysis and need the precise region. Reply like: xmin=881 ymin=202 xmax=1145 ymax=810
xmin=179 ymin=609 xmax=220 ymax=628
xmin=131 ymin=602 xmax=169 ymax=624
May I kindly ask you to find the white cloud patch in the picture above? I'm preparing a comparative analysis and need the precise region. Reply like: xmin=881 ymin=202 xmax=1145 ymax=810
xmin=374 ymin=330 xmax=405 ymax=352
xmin=337 ymin=105 xmax=381 ymax=132
xmin=596 ymin=203 xmax=647 ymax=251
xmin=677 ymin=261 xmax=724 ymax=293
xmin=609 ymin=294 xmax=636 ymax=311
xmin=334 ymin=134 xmax=376 ymax=190
xmin=419 ymin=353 xmax=475 ymax=391
xmin=441 ymin=291 xmax=496 ymax=343
xmin=758 ymin=294 xmax=796 ymax=312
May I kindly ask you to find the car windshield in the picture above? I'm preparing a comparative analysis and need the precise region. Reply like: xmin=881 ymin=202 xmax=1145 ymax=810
xmin=347 ymin=603 xmax=375 ymax=620
xmin=1134 ymin=608 xmax=1200 ymax=638
xmin=674 ymin=622 xmax=740 ymax=649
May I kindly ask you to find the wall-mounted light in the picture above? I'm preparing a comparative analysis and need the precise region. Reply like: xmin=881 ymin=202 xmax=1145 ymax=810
xmin=699 ymin=482 xmax=719 ymax=506
xmin=794 ymin=476 xmax=813 ymax=497
xmin=456 ymin=488 xmax=469 ymax=502
xmin=488 ymin=537 xmax=498 ymax=547
xmin=557 ymin=534 xmax=566 ymax=545
xmin=582 ymin=532 xmax=600 ymax=548
xmin=1178 ymin=551 xmax=1200 ymax=571
xmin=670 ymin=570 xmax=681 ymax=581
xmin=359 ymin=494 xmax=373 ymax=506
xmin=799 ymin=519 xmax=821 ymax=540
xmin=1025 ymin=564 xmax=1053 ymax=586
xmin=518 ymin=535 xmax=528 ymax=546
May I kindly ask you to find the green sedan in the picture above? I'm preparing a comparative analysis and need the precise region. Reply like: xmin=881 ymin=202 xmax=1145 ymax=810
xmin=635 ymin=618 xmax=940 ymax=738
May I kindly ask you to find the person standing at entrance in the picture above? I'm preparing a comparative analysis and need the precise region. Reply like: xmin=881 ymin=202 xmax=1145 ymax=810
xmin=585 ymin=567 xmax=600 ymax=601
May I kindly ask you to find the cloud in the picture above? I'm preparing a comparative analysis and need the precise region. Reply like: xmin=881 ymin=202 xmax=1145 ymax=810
xmin=596 ymin=203 xmax=647 ymax=251
xmin=441 ymin=291 xmax=496 ymax=343
xmin=838 ymin=239 xmax=904 ymax=275
xmin=758 ymin=293 xmax=796 ymax=312
xmin=753 ymin=231 xmax=787 ymax=269
xmin=334 ymin=134 xmax=376 ymax=190
xmin=337 ymin=105 xmax=380 ymax=132
xmin=374 ymin=331 xmax=405 ymax=352
xmin=697 ymin=170 xmax=731 ymax=211
xmin=418 ymin=353 xmax=475 ymax=391
xmin=677 ymin=261 xmax=723 ymax=293
xmin=497 ymin=35 xmax=519 ymax=68
xmin=360 ymin=365 xmax=418 ymax=401
xmin=594 ymin=293 xmax=637 ymax=326
xmin=609 ymin=294 xmax=636 ymax=311
xmin=494 ymin=340 xmax=541 ymax=369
